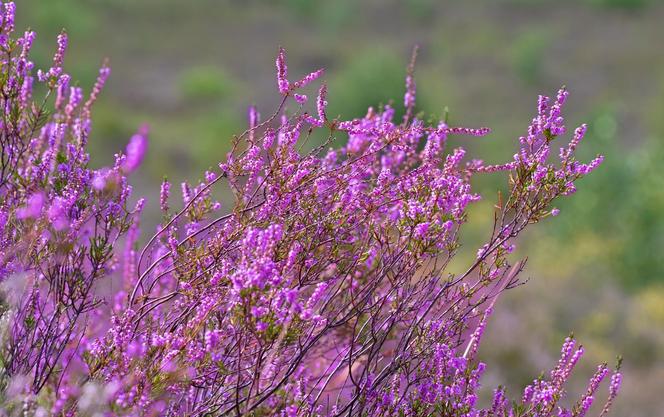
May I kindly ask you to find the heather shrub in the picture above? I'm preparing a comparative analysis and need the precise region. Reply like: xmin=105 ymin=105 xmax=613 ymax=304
xmin=0 ymin=2 xmax=621 ymax=416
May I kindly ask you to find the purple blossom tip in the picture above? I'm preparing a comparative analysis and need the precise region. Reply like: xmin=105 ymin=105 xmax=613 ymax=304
xmin=276 ymin=47 xmax=290 ymax=94
xmin=294 ymin=93 xmax=307 ymax=104
xmin=17 ymin=192 xmax=44 ymax=219
xmin=293 ymin=68 xmax=324 ymax=90
xmin=317 ymin=84 xmax=327 ymax=123
xmin=122 ymin=124 xmax=149 ymax=173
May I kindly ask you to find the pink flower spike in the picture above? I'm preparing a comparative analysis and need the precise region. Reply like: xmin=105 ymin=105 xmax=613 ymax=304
xmin=404 ymin=45 xmax=418 ymax=111
xmin=3 ymin=2 xmax=15 ymax=34
xmin=17 ymin=192 xmax=44 ymax=219
xmin=84 ymin=62 xmax=111 ymax=114
xmin=248 ymin=105 xmax=259 ymax=130
xmin=305 ymin=115 xmax=323 ymax=127
xmin=53 ymin=31 xmax=68 ymax=69
xmin=317 ymin=84 xmax=327 ymax=123
xmin=248 ymin=105 xmax=259 ymax=142
xmin=160 ymin=179 xmax=171 ymax=212
xmin=276 ymin=47 xmax=290 ymax=94
xmin=293 ymin=93 xmax=307 ymax=104
xmin=447 ymin=126 xmax=491 ymax=137
xmin=122 ymin=124 xmax=149 ymax=174
xmin=293 ymin=68 xmax=324 ymax=90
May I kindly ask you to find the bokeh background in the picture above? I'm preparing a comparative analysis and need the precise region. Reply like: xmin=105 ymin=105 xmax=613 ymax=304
xmin=16 ymin=0 xmax=664 ymax=415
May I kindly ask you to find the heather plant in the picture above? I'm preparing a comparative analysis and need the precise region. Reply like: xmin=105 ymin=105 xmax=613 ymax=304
xmin=0 ymin=2 xmax=622 ymax=416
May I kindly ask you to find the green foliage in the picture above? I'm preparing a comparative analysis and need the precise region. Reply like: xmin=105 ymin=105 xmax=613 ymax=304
xmin=281 ymin=0 xmax=356 ymax=32
xmin=585 ymin=0 xmax=651 ymax=10
xmin=509 ymin=29 xmax=551 ymax=85
xmin=179 ymin=66 xmax=234 ymax=103
xmin=23 ymin=0 xmax=97 ymax=36
xmin=497 ymin=0 xmax=652 ymax=7
xmin=403 ymin=0 xmax=438 ymax=22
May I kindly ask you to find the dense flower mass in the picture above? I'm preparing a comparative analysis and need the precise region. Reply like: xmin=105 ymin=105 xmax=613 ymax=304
xmin=0 ymin=2 xmax=621 ymax=416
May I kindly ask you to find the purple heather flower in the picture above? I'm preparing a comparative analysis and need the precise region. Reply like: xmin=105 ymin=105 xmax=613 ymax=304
xmin=578 ymin=395 xmax=595 ymax=417
xmin=276 ymin=47 xmax=290 ymax=94
xmin=3 ymin=2 xmax=15 ymax=34
xmin=19 ymin=30 xmax=36 ymax=57
xmin=404 ymin=72 xmax=416 ymax=110
xmin=92 ymin=169 xmax=110 ymax=191
xmin=84 ymin=64 xmax=111 ymax=113
xmin=19 ymin=76 xmax=33 ymax=107
xmin=447 ymin=126 xmax=491 ymax=136
xmin=293 ymin=68 xmax=324 ymax=90
xmin=248 ymin=105 xmax=259 ymax=128
xmin=122 ymin=125 xmax=148 ymax=173
xmin=316 ymin=84 xmax=327 ymax=123
xmin=47 ymin=197 xmax=69 ymax=231
xmin=609 ymin=372 xmax=622 ymax=397
xmin=17 ymin=192 xmax=44 ymax=219
xmin=414 ymin=222 xmax=430 ymax=239
xmin=293 ymin=93 xmax=307 ymax=104
xmin=55 ymin=74 xmax=71 ymax=109
xmin=160 ymin=179 xmax=170 ymax=212
xmin=248 ymin=105 xmax=260 ymax=143
xmin=53 ymin=31 xmax=68 ymax=69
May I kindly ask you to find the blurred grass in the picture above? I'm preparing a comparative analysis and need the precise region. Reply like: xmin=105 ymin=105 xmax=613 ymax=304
xmin=509 ymin=29 xmax=552 ymax=84
xmin=179 ymin=66 xmax=235 ymax=103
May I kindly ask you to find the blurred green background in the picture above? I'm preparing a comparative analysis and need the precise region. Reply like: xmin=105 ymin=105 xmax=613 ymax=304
xmin=16 ymin=0 xmax=664 ymax=415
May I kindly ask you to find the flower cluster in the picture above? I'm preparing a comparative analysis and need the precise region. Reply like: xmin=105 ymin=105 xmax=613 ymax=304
xmin=0 ymin=2 xmax=620 ymax=416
